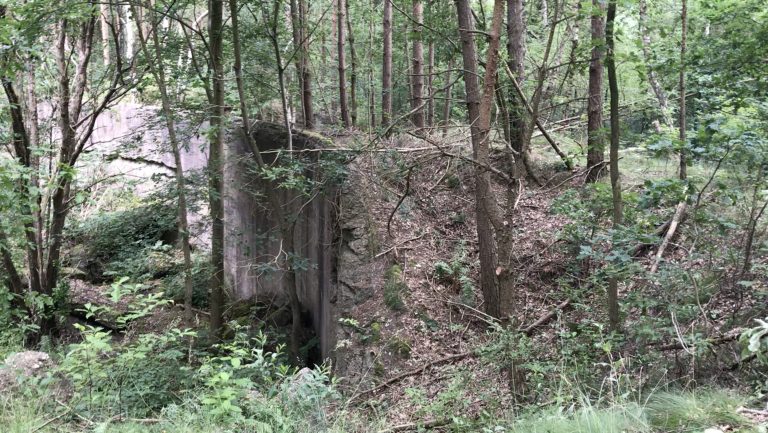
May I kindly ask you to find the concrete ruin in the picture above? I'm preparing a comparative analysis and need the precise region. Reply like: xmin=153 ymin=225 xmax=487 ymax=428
xmin=84 ymin=104 xmax=377 ymax=371
xmin=224 ymin=123 xmax=339 ymax=361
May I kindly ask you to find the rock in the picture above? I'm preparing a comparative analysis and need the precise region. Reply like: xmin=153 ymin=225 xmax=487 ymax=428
xmin=0 ymin=351 xmax=52 ymax=390
xmin=285 ymin=367 xmax=315 ymax=400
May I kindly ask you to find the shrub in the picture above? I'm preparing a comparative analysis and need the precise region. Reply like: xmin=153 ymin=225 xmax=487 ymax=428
xmin=65 ymin=203 xmax=179 ymax=282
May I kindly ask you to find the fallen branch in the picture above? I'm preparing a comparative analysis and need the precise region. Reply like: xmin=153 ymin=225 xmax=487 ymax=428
xmin=32 ymin=409 xmax=71 ymax=432
xmin=520 ymin=299 xmax=572 ymax=335
xmin=351 ymin=351 xmax=475 ymax=402
xmin=378 ymin=418 xmax=452 ymax=433
xmin=387 ymin=166 xmax=415 ymax=237
xmin=375 ymin=233 xmax=427 ymax=259
xmin=736 ymin=407 xmax=768 ymax=417
xmin=653 ymin=332 xmax=741 ymax=352
xmin=650 ymin=201 xmax=687 ymax=273
xmin=502 ymin=63 xmax=572 ymax=170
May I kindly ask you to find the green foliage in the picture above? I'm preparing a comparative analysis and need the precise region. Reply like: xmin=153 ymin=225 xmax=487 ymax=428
xmin=741 ymin=317 xmax=768 ymax=362
xmin=59 ymin=324 xmax=194 ymax=418
xmin=165 ymin=254 xmax=211 ymax=308
xmin=66 ymin=203 xmax=178 ymax=282
xmin=433 ymin=242 xmax=476 ymax=305
xmin=386 ymin=336 xmax=411 ymax=358
xmin=383 ymin=264 xmax=407 ymax=311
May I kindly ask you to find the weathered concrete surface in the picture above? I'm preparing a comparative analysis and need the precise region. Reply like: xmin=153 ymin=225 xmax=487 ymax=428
xmin=75 ymin=105 xmax=380 ymax=372
xmin=224 ymin=123 xmax=338 ymax=360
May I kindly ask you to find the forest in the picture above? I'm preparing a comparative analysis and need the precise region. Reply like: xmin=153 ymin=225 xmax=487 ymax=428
xmin=0 ymin=0 xmax=766 ymax=431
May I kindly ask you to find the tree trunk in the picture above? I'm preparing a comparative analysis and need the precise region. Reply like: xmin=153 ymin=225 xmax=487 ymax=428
xmin=289 ymin=0 xmax=305 ymax=126
xmin=586 ymin=0 xmax=605 ymax=182
xmin=299 ymin=0 xmax=313 ymax=128
xmin=337 ymin=0 xmax=351 ymax=128
xmin=368 ymin=0 xmax=376 ymax=130
xmin=99 ymin=3 xmax=111 ymax=66
xmin=678 ymin=0 xmax=687 ymax=181
xmin=208 ymin=0 xmax=226 ymax=338
xmin=606 ymin=0 xmax=622 ymax=332
xmin=507 ymin=0 xmax=528 ymax=180
xmin=345 ymin=0 xmax=358 ymax=126
xmin=455 ymin=0 xmax=505 ymax=319
xmin=442 ymin=58 xmax=453 ymax=136
xmin=382 ymin=0 xmax=393 ymax=126
xmin=133 ymin=0 xmax=197 ymax=327
xmin=427 ymin=41 xmax=435 ymax=128
xmin=410 ymin=0 xmax=425 ymax=129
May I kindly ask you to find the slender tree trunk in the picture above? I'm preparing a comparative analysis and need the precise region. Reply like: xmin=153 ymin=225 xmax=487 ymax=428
xmin=299 ymin=0 xmax=313 ymax=128
xmin=410 ymin=0 xmax=425 ymax=129
xmin=442 ymin=58 xmax=453 ymax=136
xmin=230 ymin=0 xmax=303 ymax=360
xmin=368 ymin=0 xmax=376 ymax=130
xmin=337 ymin=0 xmax=351 ymax=127
xmin=606 ymin=0 xmax=622 ymax=332
xmin=99 ymin=3 xmax=111 ymax=66
xmin=586 ymin=0 xmax=605 ymax=182
xmin=678 ymin=0 xmax=687 ymax=180
xmin=208 ymin=0 xmax=226 ymax=338
xmin=289 ymin=0 xmax=306 ymax=125
xmin=382 ymin=0 xmax=393 ymax=126
xmin=507 ymin=0 xmax=528 ymax=180
xmin=345 ymin=0 xmax=358 ymax=126
xmin=742 ymin=186 xmax=768 ymax=276
xmin=24 ymin=62 xmax=44 ymax=284
xmin=455 ymin=0 xmax=505 ymax=319
xmin=427 ymin=41 xmax=435 ymax=128
xmin=133 ymin=0 xmax=196 ymax=327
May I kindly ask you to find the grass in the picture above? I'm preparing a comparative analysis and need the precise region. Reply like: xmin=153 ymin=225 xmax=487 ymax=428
xmin=509 ymin=404 xmax=650 ymax=433
xmin=646 ymin=390 xmax=754 ymax=433
xmin=0 ymin=386 xmax=764 ymax=432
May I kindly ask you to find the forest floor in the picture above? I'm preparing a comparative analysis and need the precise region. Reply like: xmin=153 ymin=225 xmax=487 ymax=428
xmin=323 ymin=129 xmax=767 ymax=429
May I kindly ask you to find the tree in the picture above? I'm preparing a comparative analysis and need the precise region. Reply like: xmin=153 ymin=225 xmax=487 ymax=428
xmin=208 ymin=0 xmax=226 ymax=338
xmin=455 ymin=0 xmax=505 ymax=318
xmin=605 ymin=0 xmax=622 ymax=331
xmin=678 ymin=0 xmax=688 ymax=181
xmin=289 ymin=0 xmax=313 ymax=128
xmin=337 ymin=0 xmax=351 ymax=128
xmin=0 ymin=0 xmax=132 ymax=337
xmin=506 ymin=0 xmax=528 ymax=180
xmin=382 ymin=0 xmax=393 ymax=126
xmin=230 ymin=0 xmax=304 ymax=361
xmin=131 ymin=0 xmax=196 ymax=327
xmin=345 ymin=0 xmax=358 ymax=126
xmin=586 ymin=0 xmax=606 ymax=182
xmin=410 ymin=0 xmax=425 ymax=129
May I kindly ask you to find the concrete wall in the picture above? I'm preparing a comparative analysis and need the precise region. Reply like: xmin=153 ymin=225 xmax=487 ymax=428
xmin=224 ymin=123 xmax=338 ymax=361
